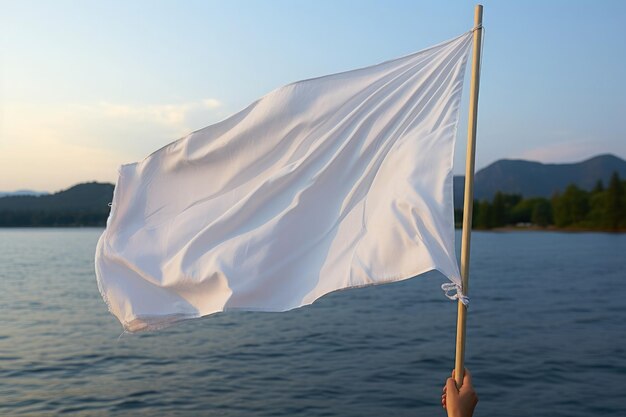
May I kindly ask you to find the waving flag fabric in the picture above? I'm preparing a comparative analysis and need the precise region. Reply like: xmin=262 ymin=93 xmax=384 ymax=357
xmin=96 ymin=32 xmax=473 ymax=332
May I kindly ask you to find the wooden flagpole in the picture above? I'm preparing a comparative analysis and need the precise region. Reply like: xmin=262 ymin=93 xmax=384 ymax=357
xmin=455 ymin=4 xmax=483 ymax=388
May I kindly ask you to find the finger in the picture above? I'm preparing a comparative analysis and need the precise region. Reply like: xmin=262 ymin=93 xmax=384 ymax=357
xmin=445 ymin=377 xmax=459 ymax=399
xmin=462 ymin=368 xmax=473 ymax=385
xmin=442 ymin=385 xmax=447 ymax=393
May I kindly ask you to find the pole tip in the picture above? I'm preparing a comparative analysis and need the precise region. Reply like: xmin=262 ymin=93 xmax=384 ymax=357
xmin=474 ymin=4 xmax=483 ymax=21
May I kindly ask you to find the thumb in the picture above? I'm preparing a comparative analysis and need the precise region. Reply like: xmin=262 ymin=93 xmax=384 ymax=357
xmin=460 ymin=368 xmax=473 ymax=390
xmin=445 ymin=377 xmax=459 ymax=399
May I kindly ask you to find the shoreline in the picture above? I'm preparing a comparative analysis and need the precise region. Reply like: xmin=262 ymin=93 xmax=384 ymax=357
xmin=2 ymin=225 xmax=625 ymax=234
xmin=457 ymin=225 xmax=626 ymax=234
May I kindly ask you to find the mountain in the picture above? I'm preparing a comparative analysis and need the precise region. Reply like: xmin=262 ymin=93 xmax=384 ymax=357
xmin=454 ymin=154 xmax=626 ymax=208
xmin=0 ymin=190 xmax=49 ymax=198
xmin=0 ymin=182 xmax=114 ymax=226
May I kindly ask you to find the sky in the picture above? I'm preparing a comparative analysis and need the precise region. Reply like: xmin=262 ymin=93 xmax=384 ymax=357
xmin=1 ymin=0 xmax=626 ymax=192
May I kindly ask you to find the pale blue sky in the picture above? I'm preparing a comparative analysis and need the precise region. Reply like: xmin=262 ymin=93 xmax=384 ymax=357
xmin=2 ymin=0 xmax=625 ymax=191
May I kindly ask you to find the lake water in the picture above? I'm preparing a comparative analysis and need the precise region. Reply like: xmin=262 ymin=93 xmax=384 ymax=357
xmin=1 ymin=229 xmax=625 ymax=416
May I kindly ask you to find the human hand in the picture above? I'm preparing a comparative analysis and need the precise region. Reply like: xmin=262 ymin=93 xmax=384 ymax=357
xmin=441 ymin=368 xmax=478 ymax=417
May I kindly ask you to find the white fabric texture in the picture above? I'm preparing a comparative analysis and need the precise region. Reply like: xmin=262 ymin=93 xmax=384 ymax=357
xmin=96 ymin=32 xmax=473 ymax=332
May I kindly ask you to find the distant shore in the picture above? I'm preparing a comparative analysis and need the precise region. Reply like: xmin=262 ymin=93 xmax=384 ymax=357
xmin=2 ymin=224 xmax=624 ymax=233
xmin=458 ymin=225 xmax=626 ymax=233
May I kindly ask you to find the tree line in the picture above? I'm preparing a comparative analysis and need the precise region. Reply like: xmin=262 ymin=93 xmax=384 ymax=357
xmin=455 ymin=172 xmax=626 ymax=231
xmin=0 ymin=210 xmax=108 ymax=227
xmin=0 ymin=182 xmax=113 ymax=227
xmin=1 ymin=174 xmax=625 ymax=230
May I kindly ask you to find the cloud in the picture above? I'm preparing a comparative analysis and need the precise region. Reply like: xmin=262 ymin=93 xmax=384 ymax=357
xmin=202 ymin=98 xmax=222 ymax=109
xmin=97 ymin=98 xmax=222 ymax=126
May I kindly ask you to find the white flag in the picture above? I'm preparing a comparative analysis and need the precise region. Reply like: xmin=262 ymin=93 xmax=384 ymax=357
xmin=96 ymin=32 xmax=473 ymax=332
